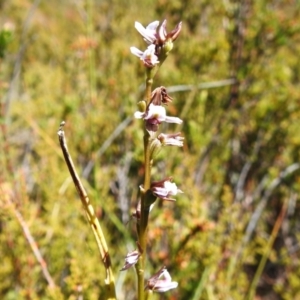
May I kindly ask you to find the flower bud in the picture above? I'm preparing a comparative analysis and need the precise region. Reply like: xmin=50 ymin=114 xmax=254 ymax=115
xmin=163 ymin=39 xmax=173 ymax=55
xmin=137 ymin=100 xmax=147 ymax=112
xmin=149 ymin=137 xmax=162 ymax=158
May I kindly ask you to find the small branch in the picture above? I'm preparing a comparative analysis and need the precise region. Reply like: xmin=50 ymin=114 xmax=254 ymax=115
xmin=13 ymin=207 xmax=56 ymax=288
xmin=1 ymin=187 xmax=55 ymax=289
xmin=138 ymin=78 xmax=236 ymax=95
xmin=246 ymin=198 xmax=288 ymax=300
xmin=57 ymin=121 xmax=116 ymax=300
xmin=166 ymin=78 xmax=237 ymax=93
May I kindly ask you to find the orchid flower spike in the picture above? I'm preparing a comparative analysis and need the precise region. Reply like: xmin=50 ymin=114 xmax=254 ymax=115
xmin=130 ymin=19 xmax=182 ymax=66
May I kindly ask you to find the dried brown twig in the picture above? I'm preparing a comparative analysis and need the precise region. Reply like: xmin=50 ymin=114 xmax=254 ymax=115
xmin=57 ymin=121 xmax=116 ymax=300
xmin=0 ymin=183 xmax=55 ymax=289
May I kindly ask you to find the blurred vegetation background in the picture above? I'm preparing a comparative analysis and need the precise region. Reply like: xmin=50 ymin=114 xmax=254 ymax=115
xmin=1 ymin=0 xmax=300 ymax=299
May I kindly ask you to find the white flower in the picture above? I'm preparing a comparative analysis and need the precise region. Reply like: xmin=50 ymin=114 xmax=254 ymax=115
xmin=151 ymin=178 xmax=183 ymax=201
xmin=134 ymin=21 xmax=159 ymax=44
xmin=134 ymin=103 xmax=182 ymax=125
xmin=145 ymin=267 xmax=178 ymax=293
xmin=130 ymin=44 xmax=159 ymax=67
xmin=121 ymin=250 xmax=140 ymax=271
xmin=158 ymin=133 xmax=184 ymax=147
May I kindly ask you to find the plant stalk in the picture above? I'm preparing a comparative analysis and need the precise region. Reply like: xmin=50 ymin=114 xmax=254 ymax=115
xmin=136 ymin=70 xmax=154 ymax=300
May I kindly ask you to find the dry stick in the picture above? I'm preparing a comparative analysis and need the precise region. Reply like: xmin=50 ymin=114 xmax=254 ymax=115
xmin=4 ymin=196 xmax=56 ymax=289
xmin=246 ymin=198 xmax=288 ymax=300
xmin=166 ymin=78 xmax=237 ymax=93
xmin=137 ymin=78 xmax=237 ymax=94
xmin=57 ymin=121 xmax=116 ymax=300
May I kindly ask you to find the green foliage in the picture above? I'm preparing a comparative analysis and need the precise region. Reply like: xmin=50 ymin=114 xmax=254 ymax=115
xmin=0 ymin=28 xmax=13 ymax=59
xmin=1 ymin=0 xmax=300 ymax=299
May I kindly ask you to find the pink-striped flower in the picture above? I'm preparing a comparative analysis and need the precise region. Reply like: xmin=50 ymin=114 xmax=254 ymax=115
xmin=121 ymin=249 xmax=140 ymax=271
xmin=134 ymin=103 xmax=182 ymax=131
xmin=151 ymin=178 xmax=183 ymax=201
xmin=145 ymin=266 xmax=178 ymax=293
xmin=130 ymin=44 xmax=159 ymax=67
xmin=131 ymin=20 xmax=182 ymax=66
xmin=158 ymin=132 xmax=184 ymax=147
xmin=134 ymin=20 xmax=182 ymax=46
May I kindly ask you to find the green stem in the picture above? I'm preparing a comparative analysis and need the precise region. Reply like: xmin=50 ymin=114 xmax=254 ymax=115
xmin=145 ymin=77 xmax=153 ymax=106
xmin=136 ymin=69 xmax=154 ymax=300
xmin=145 ymin=290 xmax=153 ymax=300
xmin=135 ymin=259 xmax=145 ymax=300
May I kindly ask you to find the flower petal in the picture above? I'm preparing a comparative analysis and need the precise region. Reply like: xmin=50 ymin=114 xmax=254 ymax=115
xmin=157 ymin=19 xmax=167 ymax=43
xmin=145 ymin=104 xmax=166 ymax=120
xmin=130 ymin=46 xmax=144 ymax=58
xmin=168 ymin=21 xmax=182 ymax=42
xmin=134 ymin=111 xmax=145 ymax=119
xmin=141 ymin=44 xmax=159 ymax=67
xmin=164 ymin=181 xmax=179 ymax=195
xmin=146 ymin=20 xmax=160 ymax=31
xmin=164 ymin=116 xmax=183 ymax=124
xmin=151 ymin=179 xmax=182 ymax=201
xmin=121 ymin=250 xmax=140 ymax=271
xmin=152 ymin=186 xmax=169 ymax=197
xmin=135 ymin=21 xmax=159 ymax=44
xmin=152 ymin=280 xmax=178 ymax=293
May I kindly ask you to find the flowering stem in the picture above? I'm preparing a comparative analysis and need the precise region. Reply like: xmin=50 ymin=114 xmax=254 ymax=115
xmin=136 ymin=69 xmax=154 ymax=300
xmin=141 ymin=68 xmax=153 ymax=233
xmin=130 ymin=19 xmax=182 ymax=298
xmin=145 ymin=78 xmax=153 ymax=106
xmin=145 ymin=290 xmax=153 ymax=300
